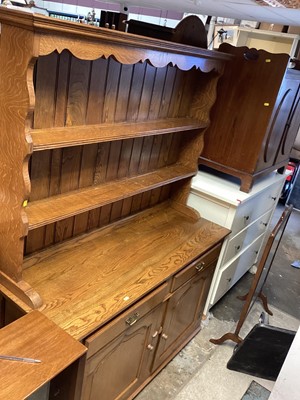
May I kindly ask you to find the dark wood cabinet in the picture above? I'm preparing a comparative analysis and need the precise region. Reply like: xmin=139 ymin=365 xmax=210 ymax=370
xmin=199 ymin=43 xmax=300 ymax=192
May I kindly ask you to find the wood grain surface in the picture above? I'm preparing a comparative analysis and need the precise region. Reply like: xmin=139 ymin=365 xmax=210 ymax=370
xmin=0 ymin=24 xmax=35 ymax=282
xmin=0 ymin=8 xmax=230 ymax=339
xmin=0 ymin=7 xmax=232 ymax=71
xmin=0 ymin=311 xmax=86 ymax=400
xmin=31 ymin=118 xmax=206 ymax=150
xmin=23 ymin=204 xmax=229 ymax=340
xmin=26 ymin=164 xmax=195 ymax=229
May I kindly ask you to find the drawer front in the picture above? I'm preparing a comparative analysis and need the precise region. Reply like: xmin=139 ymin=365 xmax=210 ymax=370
xmin=210 ymin=236 xmax=263 ymax=306
xmin=223 ymin=208 xmax=273 ymax=265
xmin=171 ymin=243 xmax=222 ymax=292
xmin=231 ymin=181 xmax=282 ymax=235
xmin=231 ymin=235 xmax=263 ymax=286
xmin=85 ymin=282 xmax=169 ymax=359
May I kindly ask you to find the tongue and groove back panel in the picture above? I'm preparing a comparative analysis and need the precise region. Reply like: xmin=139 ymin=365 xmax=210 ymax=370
xmin=26 ymin=52 xmax=205 ymax=255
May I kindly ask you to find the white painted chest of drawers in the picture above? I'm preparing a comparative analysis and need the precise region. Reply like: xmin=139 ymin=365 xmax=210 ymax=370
xmin=187 ymin=170 xmax=286 ymax=315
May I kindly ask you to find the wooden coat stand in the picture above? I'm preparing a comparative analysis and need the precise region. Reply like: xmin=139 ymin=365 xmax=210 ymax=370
xmin=210 ymin=204 xmax=293 ymax=345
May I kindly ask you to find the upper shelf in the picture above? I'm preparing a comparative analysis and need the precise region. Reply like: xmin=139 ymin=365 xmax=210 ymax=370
xmin=26 ymin=163 xmax=195 ymax=230
xmin=30 ymin=118 xmax=207 ymax=151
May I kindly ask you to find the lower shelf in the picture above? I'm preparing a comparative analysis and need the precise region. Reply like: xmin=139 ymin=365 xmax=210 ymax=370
xmin=26 ymin=164 xmax=195 ymax=230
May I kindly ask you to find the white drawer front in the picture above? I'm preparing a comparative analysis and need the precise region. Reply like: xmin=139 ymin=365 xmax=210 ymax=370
xmin=209 ymin=261 xmax=238 ymax=307
xmin=210 ymin=236 xmax=263 ymax=306
xmin=231 ymin=235 xmax=263 ymax=286
xmin=231 ymin=180 xmax=282 ymax=235
xmin=222 ymin=208 xmax=273 ymax=265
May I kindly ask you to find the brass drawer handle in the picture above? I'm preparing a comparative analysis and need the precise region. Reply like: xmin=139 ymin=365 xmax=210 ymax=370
xmin=147 ymin=344 xmax=154 ymax=351
xmin=195 ymin=262 xmax=205 ymax=272
xmin=161 ymin=333 xmax=168 ymax=340
xmin=125 ymin=312 xmax=140 ymax=326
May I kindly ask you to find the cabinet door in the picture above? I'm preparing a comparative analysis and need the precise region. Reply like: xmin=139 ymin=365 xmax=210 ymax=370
xmin=258 ymin=71 xmax=300 ymax=170
xmin=81 ymin=285 xmax=167 ymax=400
xmin=275 ymin=79 xmax=300 ymax=165
xmin=152 ymin=264 xmax=215 ymax=371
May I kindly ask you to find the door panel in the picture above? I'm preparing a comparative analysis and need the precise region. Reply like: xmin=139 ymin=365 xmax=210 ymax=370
xmin=82 ymin=304 xmax=164 ymax=400
xmin=152 ymin=265 xmax=215 ymax=371
xmin=257 ymin=70 xmax=300 ymax=171
xmin=81 ymin=284 xmax=168 ymax=400
xmin=276 ymin=82 xmax=300 ymax=164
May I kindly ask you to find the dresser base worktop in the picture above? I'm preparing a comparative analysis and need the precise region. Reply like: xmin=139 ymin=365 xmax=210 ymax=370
xmin=21 ymin=202 xmax=229 ymax=340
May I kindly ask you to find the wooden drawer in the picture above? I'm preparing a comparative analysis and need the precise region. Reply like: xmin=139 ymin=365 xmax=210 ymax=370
xmin=171 ymin=243 xmax=222 ymax=292
xmin=211 ymin=236 xmax=262 ymax=305
xmin=231 ymin=180 xmax=282 ymax=235
xmin=84 ymin=282 xmax=169 ymax=359
xmin=223 ymin=208 xmax=273 ymax=265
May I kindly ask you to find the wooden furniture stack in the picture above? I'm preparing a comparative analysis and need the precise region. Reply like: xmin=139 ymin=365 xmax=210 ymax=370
xmin=188 ymin=42 xmax=300 ymax=316
xmin=0 ymin=8 xmax=230 ymax=400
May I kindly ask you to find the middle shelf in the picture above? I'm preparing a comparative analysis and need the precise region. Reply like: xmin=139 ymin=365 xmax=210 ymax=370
xmin=30 ymin=117 xmax=206 ymax=151
xmin=26 ymin=163 xmax=195 ymax=230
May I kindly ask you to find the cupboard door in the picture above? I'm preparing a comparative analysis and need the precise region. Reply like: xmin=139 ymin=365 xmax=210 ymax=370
xmin=258 ymin=71 xmax=300 ymax=170
xmin=81 ymin=286 xmax=166 ymax=400
xmin=275 ymin=80 xmax=300 ymax=165
xmin=152 ymin=264 xmax=215 ymax=371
